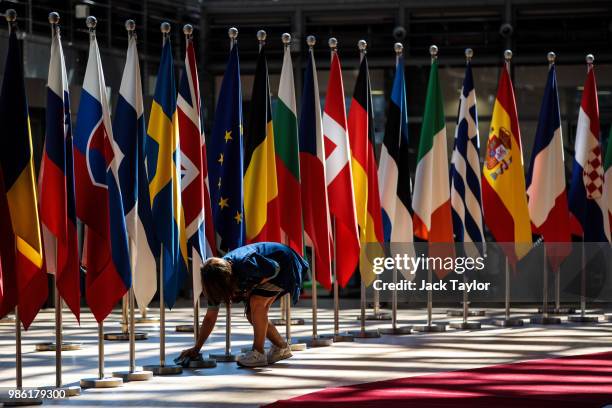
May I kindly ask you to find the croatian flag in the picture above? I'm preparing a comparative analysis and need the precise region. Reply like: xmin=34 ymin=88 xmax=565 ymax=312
xmin=526 ymin=61 xmax=571 ymax=267
xmin=568 ymin=60 xmax=607 ymax=242
xmin=74 ymin=31 xmax=131 ymax=322
xmin=114 ymin=32 xmax=159 ymax=313
xmin=39 ymin=25 xmax=80 ymax=320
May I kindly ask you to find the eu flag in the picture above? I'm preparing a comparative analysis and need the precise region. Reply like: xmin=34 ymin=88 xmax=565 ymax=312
xmin=208 ymin=43 xmax=244 ymax=252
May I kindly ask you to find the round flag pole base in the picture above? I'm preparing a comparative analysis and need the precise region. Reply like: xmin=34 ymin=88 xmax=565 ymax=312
xmin=304 ymin=336 xmax=333 ymax=348
xmin=412 ymin=324 xmax=446 ymax=333
xmin=321 ymin=333 xmax=354 ymax=342
xmin=568 ymin=315 xmax=600 ymax=323
xmin=209 ymin=352 xmax=237 ymax=362
xmin=447 ymin=309 xmax=486 ymax=317
xmin=350 ymin=329 xmax=381 ymax=338
xmin=357 ymin=312 xmax=392 ymax=321
xmin=112 ymin=370 xmax=153 ymax=381
xmin=529 ymin=316 xmax=562 ymax=325
xmin=1 ymin=396 xmax=43 ymax=406
xmin=38 ymin=385 xmax=81 ymax=397
xmin=270 ymin=318 xmax=305 ymax=326
xmin=289 ymin=342 xmax=307 ymax=351
xmin=175 ymin=324 xmax=194 ymax=333
xmin=35 ymin=342 xmax=81 ymax=351
xmin=80 ymin=376 xmax=123 ymax=388
xmin=134 ymin=317 xmax=160 ymax=324
xmin=104 ymin=331 xmax=148 ymax=341
xmin=493 ymin=318 xmax=524 ymax=327
xmin=379 ymin=326 xmax=412 ymax=335
xmin=142 ymin=364 xmax=183 ymax=375
xmin=542 ymin=307 xmax=576 ymax=315
xmin=449 ymin=321 xmax=482 ymax=330
xmin=187 ymin=359 xmax=217 ymax=369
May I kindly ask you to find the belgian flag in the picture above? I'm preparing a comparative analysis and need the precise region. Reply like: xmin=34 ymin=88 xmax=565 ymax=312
xmin=244 ymin=41 xmax=280 ymax=243
xmin=0 ymin=20 xmax=46 ymax=328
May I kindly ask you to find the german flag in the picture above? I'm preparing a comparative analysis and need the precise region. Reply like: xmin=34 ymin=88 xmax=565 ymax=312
xmin=0 ymin=22 xmax=46 ymax=329
xmin=244 ymin=41 xmax=280 ymax=243
xmin=347 ymin=54 xmax=385 ymax=287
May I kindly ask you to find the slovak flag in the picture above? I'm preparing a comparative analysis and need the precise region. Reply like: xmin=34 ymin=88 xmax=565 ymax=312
xmin=39 ymin=24 xmax=80 ymax=320
xmin=74 ymin=30 xmax=131 ymax=322
xmin=568 ymin=59 xmax=607 ymax=242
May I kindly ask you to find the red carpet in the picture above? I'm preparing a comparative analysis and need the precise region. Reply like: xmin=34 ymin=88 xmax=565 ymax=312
xmin=266 ymin=351 xmax=612 ymax=407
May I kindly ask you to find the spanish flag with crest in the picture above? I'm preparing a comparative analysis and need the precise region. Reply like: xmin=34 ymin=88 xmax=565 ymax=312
xmin=482 ymin=59 xmax=532 ymax=263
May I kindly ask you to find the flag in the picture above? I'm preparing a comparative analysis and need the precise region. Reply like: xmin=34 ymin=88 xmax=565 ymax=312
xmin=39 ymin=25 xmax=80 ymax=320
xmin=0 ymin=25 xmax=46 ymax=328
xmin=526 ymin=61 xmax=571 ymax=268
xmin=378 ymin=50 xmax=415 ymax=279
xmin=208 ymin=42 xmax=244 ymax=252
xmin=412 ymin=52 xmax=454 ymax=275
xmin=73 ymin=29 xmax=130 ymax=322
xmin=145 ymin=34 xmax=188 ymax=308
xmin=299 ymin=43 xmax=332 ymax=289
xmin=114 ymin=31 xmax=159 ymax=313
xmin=450 ymin=57 xmax=485 ymax=254
xmin=178 ymin=33 xmax=213 ymax=305
xmin=568 ymin=62 xmax=607 ymax=242
xmin=323 ymin=50 xmax=360 ymax=288
xmin=274 ymin=39 xmax=303 ymax=255
xmin=482 ymin=59 xmax=532 ymax=263
xmin=0 ymin=166 xmax=17 ymax=319
xmin=604 ymin=128 xmax=612 ymax=242
xmin=347 ymin=53 xmax=384 ymax=287
xmin=244 ymin=42 xmax=280 ymax=244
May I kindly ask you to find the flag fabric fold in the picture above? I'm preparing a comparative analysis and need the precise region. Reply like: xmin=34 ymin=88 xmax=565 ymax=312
xmin=115 ymin=32 xmax=159 ymax=313
xmin=274 ymin=42 xmax=304 ymax=255
xmin=482 ymin=62 xmax=532 ymax=263
xmin=526 ymin=62 xmax=571 ymax=268
xmin=208 ymin=43 xmax=245 ymax=252
xmin=178 ymin=34 xmax=212 ymax=305
xmin=299 ymin=45 xmax=332 ymax=289
xmin=604 ymin=129 xmax=612 ymax=243
xmin=74 ymin=30 xmax=130 ymax=323
xmin=568 ymin=63 xmax=607 ymax=243
xmin=0 ymin=167 xmax=17 ymax=319
xmin=450 ymin=58 xmax=485 ymax=256
xmin=347 ymin=54 xmax=384 ymax=288
xmin=323 ymin=50 xmax=360 ymax=288
xmin=145 ymin=36 xmax=188 ymax=309
xmin=0 ymin=26 xmax=46 ymax=329
xmin=39 ymin=25 xmax=80 ymax=320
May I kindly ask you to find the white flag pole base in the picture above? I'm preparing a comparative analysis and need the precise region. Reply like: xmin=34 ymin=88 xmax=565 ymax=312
xmin=112 ymin=369 xmax=154 ymax=381
xmin=175 ymin=324 xmax=195 ymax=333
xmin=412 ymin=324 xmax=446 ymax=333
xmin=449 ymin=321 xmax=481 ymax=330
xmin=80 ymin=377 xmax=123 ymax=388
xmin=350 ymin=328 xmax=381 ymax=338
xmin=38 ymin=385 xmax=81 ymax=397
xmin=35 ymin=342 xmax=81 ymax=351
xmin=321 ymin=332 xmax=354 ymax=342
xmin=492 ymin=318 xmax=524 ymax=327
xmin=379 ymin=326 xmax=412 ymax=335
xmin=447 ymin=309 xmax=486 ymax=317
xmin=142 ymin=364 xmax=183 ymax=375
xmin=529 ymin=316 xmax=562 ymax=325
xmin=103 ymin=331 xmax=147 ymax=341
xmin=304 ymin=336 xmax=333 ymax=347
xmin=361 ymin=311 xmax=392 ymax=321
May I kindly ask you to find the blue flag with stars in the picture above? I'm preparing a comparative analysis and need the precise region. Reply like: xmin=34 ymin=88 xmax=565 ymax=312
xmin=208 ymin=43 xmax=244 ymax=251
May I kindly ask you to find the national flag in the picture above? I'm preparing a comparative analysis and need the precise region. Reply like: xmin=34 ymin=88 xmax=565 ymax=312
xmin=378 ymin=47 xmax=415 ymax=279
xmin=526 ymin=60 xmax=571 ymax=268
xmin=347 ymin=52 xmax=384 ymax=287
xmin=412 ymin=49 xmax=454 ymax=275
xmin=450 ymin=55 xmax=485 ymax=254
xmin=0 ymin=166 xmax=17 ymax=319
xmin=145 ymin=32 xmax=188 ymax=308
xmin=274 ymin=38 xmax=303 ymax=255
xmin=299 ymin=41 xmax=332 ymax=289
xmin=0 ymin=24 xmax=46 ymax=329
xmin=114 ymin=30 xmax=159 ymax=313
xmin=568 ymin=60 xmax=607 ymax=242
xmin=244 ymin=41 xmax=281 ymax=244
xmin=39 ymin=24 xmax=80 ymax=320
xmin=178 ymin=32 xmax=213 ymax=305
xmin=482 ymin=56 xmax=532 ymax=263
xmin=208 ymin=41 xmax=245 ymax=252
xmin=603 ymin=128 xmax=612 ymax=242
xmin=323 ymin=49 xmax=360 ymax=288
xmin=73 ymin=28 xmax=130 ymax=322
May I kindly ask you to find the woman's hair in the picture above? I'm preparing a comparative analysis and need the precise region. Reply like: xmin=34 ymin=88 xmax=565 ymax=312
xmin=201 ymin=257 xmax=235 ymax=305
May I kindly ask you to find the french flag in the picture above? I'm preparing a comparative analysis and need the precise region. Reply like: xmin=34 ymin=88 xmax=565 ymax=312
xmin=74 ymin=31 xmax=131 ymax=322
xmin=568 ymin=59 xmax=607 ymax=243
xmin=39 ymin=26 xmax=80 ymax=320
xmin=526 ymin=60 xmax=571 ymax=268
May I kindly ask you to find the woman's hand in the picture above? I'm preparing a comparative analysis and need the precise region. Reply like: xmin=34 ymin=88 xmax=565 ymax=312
xmin=179 ymin=346 xmax=201 ymax=359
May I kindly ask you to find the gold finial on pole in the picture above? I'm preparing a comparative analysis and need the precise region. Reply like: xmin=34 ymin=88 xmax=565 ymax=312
xmin=183 ymin=24 xmax=193 ymax=43
xmin=394 ymin=42 xmax=403 ymax=56
xmin=228 ymin=27 xmax=238 ymax=49
xmin=257 ymin=29 xmax=266 ymax=50
xmin=306 ymin=35 xmax=316 ymax=49
xmin=49 ymin=12 xmax=60 ymax=38
xmin=547 ymin=51 xmax=556 ymax=67
xmin=465 ymin=48 xmax=473 ymax=64
xmin=86 ymin=15 xmax=97 ymax=39
xmin=160 ymin=21 xmax=171 ymax=43
xmin=126 ymin=19 xmax=136 ymax=40
xmin=504 ymin=49 xmax=513 ymax=72
xmin=281 ymin=32 xmax=291 ymax=51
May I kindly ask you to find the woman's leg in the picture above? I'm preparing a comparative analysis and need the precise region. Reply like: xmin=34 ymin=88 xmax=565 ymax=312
xmin=249 ymin=295 xmax=274 ymax=353
xmin=246 ymin=307 xmax=286 ymax=348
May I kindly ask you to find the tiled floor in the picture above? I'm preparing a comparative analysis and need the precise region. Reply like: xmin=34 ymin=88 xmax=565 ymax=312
xmin=1 ymin=301 xmax=611 ymax=407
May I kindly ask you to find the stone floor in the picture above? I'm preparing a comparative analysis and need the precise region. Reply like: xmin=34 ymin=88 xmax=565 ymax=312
xmin=1 ymin=301 xmax=611 ymax=407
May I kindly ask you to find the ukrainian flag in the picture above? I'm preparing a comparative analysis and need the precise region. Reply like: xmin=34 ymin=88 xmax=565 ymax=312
xmin=145 ymin=33 xmax=187 ymax=308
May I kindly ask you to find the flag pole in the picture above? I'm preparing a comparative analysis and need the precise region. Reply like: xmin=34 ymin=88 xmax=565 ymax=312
xmin=530 ymin=243 xmax=561 ymax=324
xmin=493 ymin=254 xmax=523 ymax=327
xmin=14 ymin=305 xmax=43 ymax=405
xmin=568 ymin=239 xmax=599 ymax=322
xmin=305 ymin=245 xmax=332 ymax=347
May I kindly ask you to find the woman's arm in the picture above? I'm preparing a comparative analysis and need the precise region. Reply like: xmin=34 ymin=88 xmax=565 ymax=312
xmin=195 ymin=307 xmax=219 ymax=350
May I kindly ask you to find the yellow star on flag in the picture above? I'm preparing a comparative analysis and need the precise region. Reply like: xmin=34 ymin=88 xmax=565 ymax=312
xmin=234 ymin=211 xmax=242 ymax=224
xmin=218 ymin=153 xmax=224 ymax=165
xmin=224 ymin=130 xmax=233 ymax=142
xmin=219 ymin=197 xmax=229 ymax=209
xmin=217 ymin=177 xmax=222 ymax=189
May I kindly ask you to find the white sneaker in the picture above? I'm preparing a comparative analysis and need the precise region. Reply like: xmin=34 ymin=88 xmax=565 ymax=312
xmin=267 ymin=344 xmax=293 ymax=364
xmin=236 ymin=350 xmax=268 ymax=367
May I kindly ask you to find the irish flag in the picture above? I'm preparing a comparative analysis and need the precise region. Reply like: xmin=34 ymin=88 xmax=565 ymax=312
xmin=412 ymin=49 xmax=454 ymax=260
xmin=273 ymin=37 xmax=303 ymax=255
